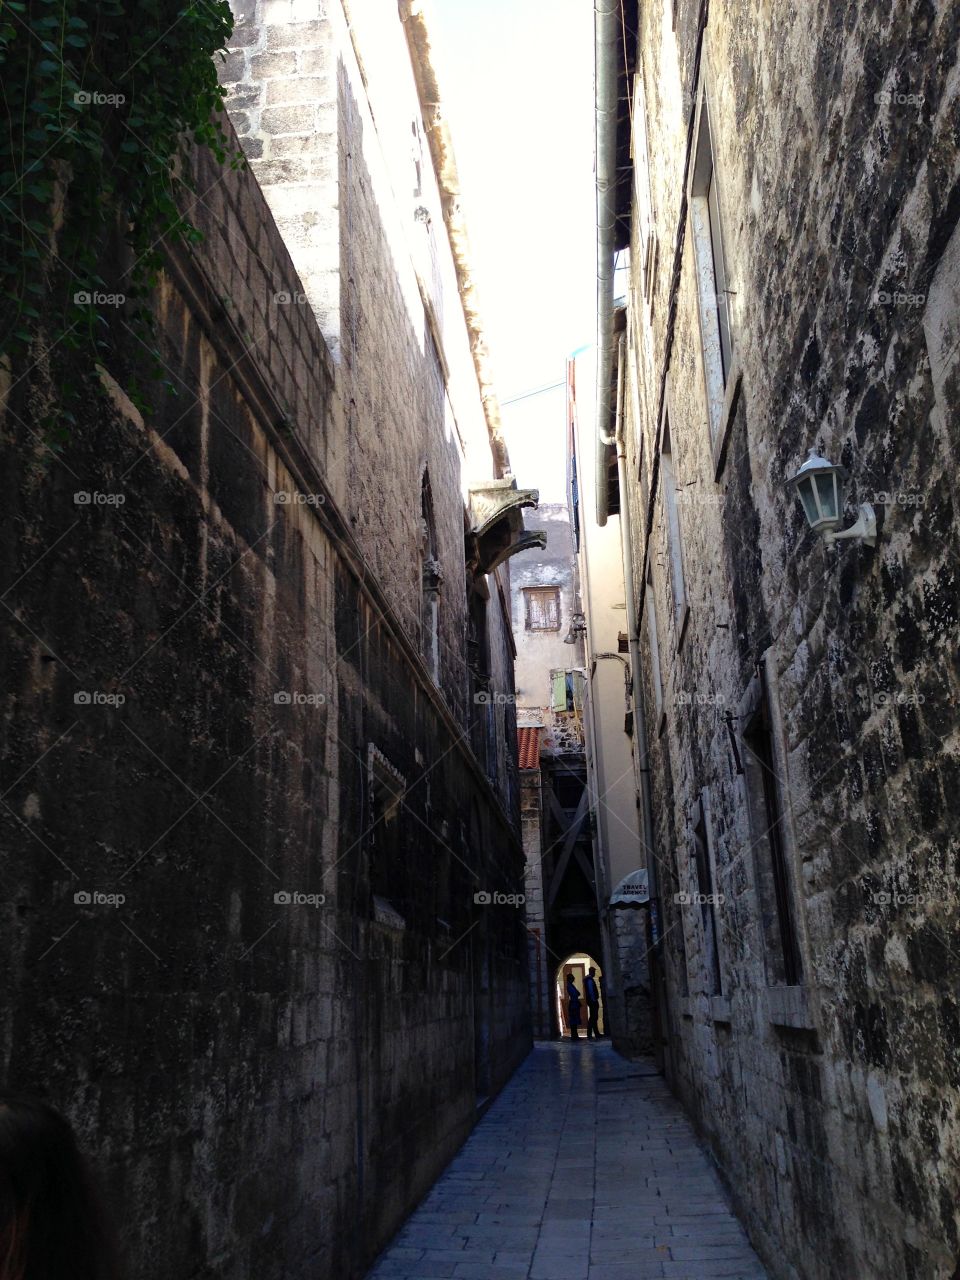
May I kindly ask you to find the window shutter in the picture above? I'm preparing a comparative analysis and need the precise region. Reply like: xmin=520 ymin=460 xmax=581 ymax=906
xmin=525 ymin=587 xmax=561 ymax=631
xmin=572 ymin=671 xmax=585 ymax=712
xmin=552 ymin=671 xmax=567 ymax=712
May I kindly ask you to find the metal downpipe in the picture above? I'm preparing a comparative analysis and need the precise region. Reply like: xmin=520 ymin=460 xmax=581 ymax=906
xmin=594 ymin=0 xmax=620 ymax=526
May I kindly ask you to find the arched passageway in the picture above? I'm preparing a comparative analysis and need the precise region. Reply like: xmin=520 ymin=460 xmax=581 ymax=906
xmin=555 ymin=952 xmax=605 ymax=1039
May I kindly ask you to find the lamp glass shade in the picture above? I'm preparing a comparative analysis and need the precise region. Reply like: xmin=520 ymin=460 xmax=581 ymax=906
xmin=814 ymin=471 xmax=840 ymax=521
xmin=788 ymin=449 xmax=847 ymax=534
xmin=797 ymin=478 xmax=820 ymax=527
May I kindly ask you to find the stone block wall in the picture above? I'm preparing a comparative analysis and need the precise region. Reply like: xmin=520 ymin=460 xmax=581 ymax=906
xmin=0 ymin=30 xmax=529 ymax=1280
xmin=609 ymin=909 xmax=655 ymax=1059
xmin=520 ymin=766 xmax=552 ymax=1038
xmin=620 ymin=1 xmax=960 ymax=1276
xmin=220 ymin=1 xmax=500 ymax=738
xmin=221 ymin=0 xmax=341 ymax=356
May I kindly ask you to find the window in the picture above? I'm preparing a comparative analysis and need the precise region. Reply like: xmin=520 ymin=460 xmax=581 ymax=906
xmin=668 ymin=844 xmax=690 ymax=999
xmin=706 ymin=166 xmax=732 ymax=378
xmin=613 ymin=247 xmax=631 ymax=303
xmin=690 ymin=85 xmax=734 ymax=443
xmin=368 ymin=744 xmax=406 ymax=918
xmin=411 ymin=119 xmax=423 ymax=199
xmin=692 ymin=792 xmax=723 ymax=996
xmin=627 ymin=318 xmax=647 ymax=477
xmin=553 ymin=770 xmax=585 ymax=811
xmin=631 ymin=72 xmax=656 ymax=302
xmin=570 ymin=450 xmax=581 ymax=552
xmin=551 ymin=670 xmax=584 ymax=714
xmin=420 ymin=471 xmax=441 ymax=683
xmin=467 ymin=587 xmax=491 ymax=768
xmin=741 ymin=662 xmax=803 ymax=986
xmin=659 ymin=418 xmax=687 ymax=639
xmin=644 ymin=566 xmax=664 ymax=720
xmin=524 ymin=586 xmax=561 ymax=631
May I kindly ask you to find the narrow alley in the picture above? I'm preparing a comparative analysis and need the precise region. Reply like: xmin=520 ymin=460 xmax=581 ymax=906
xmin=368 ymin=1043 xmax=767 ymax=1280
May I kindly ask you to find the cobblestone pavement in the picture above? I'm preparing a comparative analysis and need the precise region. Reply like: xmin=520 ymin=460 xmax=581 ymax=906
xmin=366 ymin=1040 xmax=768 ymax=1280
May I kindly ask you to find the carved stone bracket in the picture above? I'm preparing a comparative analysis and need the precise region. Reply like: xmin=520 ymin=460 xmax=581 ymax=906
xmin=422 ymin=557 xmax=443 ymax=597
xmin=467 ymin=478 xmax=543 ymax=575
xmin=469 ymin=478 xmax=539 ymax=535
xmin=484 ymin=529 xmax=547 ymax=574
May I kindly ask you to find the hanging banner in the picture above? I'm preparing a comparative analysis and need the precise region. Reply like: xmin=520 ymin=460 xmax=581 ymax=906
xmin=609 ymin=868 xmax=650 ymax=908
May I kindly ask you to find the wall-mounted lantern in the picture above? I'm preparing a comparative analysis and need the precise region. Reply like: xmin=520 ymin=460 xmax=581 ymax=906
xmin=563 ymin=612 xmax=587 ymax=645
xmin=786 ymin=448 xmax=876 ymax=547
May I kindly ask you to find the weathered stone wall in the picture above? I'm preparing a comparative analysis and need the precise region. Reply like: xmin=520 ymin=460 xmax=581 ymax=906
xmin=511 ymin=504 xmax=581 ymax=709
xmin=519 ymin=766 xmax=551 ymax=1038
xmin=622 ymin=1 xmax=960 ymax=1277
xmin=608 ymin=908 xmax=655 ymax=1059
xmin=220 ymin=0 xmax=500 ymax=728
xmin=0 ymin=45 xmax=529 ymax=1280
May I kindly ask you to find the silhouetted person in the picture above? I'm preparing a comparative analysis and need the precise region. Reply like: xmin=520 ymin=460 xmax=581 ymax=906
xmin=565 ymin=972 xmax=582 ymax=1040
xmin=584 ymin=967 xmax=602 ymax=1039
xmin=0 ymin=1095 xmax=118 ymax=1280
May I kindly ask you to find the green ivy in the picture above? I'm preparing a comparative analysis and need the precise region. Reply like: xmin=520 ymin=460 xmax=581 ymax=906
xmin=0 ymin=0 xmax=243 ymax=420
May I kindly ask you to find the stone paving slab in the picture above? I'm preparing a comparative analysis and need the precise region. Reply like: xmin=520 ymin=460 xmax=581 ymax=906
xmin=366 ymin=1042 xmax=768 ymax=1280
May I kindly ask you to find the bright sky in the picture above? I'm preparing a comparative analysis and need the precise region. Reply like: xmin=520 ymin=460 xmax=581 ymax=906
xmin=429 ymin=0 xmax=596 ymax=501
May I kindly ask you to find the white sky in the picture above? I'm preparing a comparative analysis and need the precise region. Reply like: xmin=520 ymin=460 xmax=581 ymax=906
xmin=428 ymin=0 xmax=596 ymax=501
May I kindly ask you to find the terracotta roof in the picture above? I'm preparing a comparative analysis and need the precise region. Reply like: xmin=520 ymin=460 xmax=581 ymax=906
xmin=518 ymin=726 xmax=541 ymax=771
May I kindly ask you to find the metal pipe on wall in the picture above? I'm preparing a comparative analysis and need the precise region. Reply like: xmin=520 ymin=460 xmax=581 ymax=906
xmin=594 ymin=0 xmax=620 ymax=525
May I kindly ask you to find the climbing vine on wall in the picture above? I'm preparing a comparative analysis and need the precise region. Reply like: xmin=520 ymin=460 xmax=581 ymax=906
xmin=0 ymin=0 xmax=242 ymax=418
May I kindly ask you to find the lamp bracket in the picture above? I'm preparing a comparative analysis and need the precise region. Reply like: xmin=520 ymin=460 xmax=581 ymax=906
xmin=823 ymin=503 xmax=877 ymax=548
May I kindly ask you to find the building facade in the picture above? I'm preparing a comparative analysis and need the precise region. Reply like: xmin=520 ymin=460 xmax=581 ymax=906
xmin=594 ymin=1 xmax=960 ymax=1277
xmin=568 ymin=349 xmax=656 ymax=1059
xmin=0 ymin=3 xmax=535 ymax=1277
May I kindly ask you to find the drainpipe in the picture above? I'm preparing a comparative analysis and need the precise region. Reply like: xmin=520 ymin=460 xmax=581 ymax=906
xmin=595 ymin=0 xmax=620 ymax=526
xmin=613 ymin=333 xmax=668 ymax=1066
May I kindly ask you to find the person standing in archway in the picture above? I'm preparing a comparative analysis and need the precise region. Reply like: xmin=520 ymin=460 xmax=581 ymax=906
xmin=584 ymin=967 xmax=602 ymax=1039
xmin=565 ymin=971 xmax=582 ymax=1040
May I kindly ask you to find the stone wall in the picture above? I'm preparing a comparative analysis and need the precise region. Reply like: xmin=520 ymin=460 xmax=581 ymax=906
xmin=520 ymin=764 xmax=551 ymax=1038
xmin=0 ymin=33 xmax=529 ymax=1280
xmin=220 ymin=0 xmax=500 ymax=720
xmin=511 ymin=504 xmax=582 ymax=709
xmin=619 ymin=1 xmax=960 ymax=1277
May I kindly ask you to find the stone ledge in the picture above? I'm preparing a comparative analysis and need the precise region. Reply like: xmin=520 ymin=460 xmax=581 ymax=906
xmin=676 ymin=601 xmax=691 ymax=653
xmin=711 ymin=359 xmax=743 ymax=481
xmin=372 ymin=895 xmax=406 ymax=931
xmin=710 ymin=995 xmax=732 ymax=1024
xmin=764 ymin=984 xmax=814 ymax=1030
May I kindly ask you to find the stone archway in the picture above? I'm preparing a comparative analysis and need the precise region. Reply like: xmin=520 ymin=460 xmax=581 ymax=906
xmin=555 ymin=952 xmax=605 ymax=1039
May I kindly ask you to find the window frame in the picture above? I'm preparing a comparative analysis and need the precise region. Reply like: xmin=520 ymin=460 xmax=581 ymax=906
xmin=551 ymin=668 xmax=584 ymax=714
xmin=688 ymin=71 xmax=742 ymax=480
xmin=631 ymin=71 xmax=657 ymax=306
xmin=419 ymin=469 xmax=442 ymax=684
xmin=658 ymin=411 xmax=690 ymax=650
xmin=367 ymin=743 xmax=407 ymax=919
xmin=643 ymin=562 xmax=665 ymax=727
xmin=523 ymin=585 xmax=562 ymax=633
xmin=738 ymin=656 xmax=805 ymax=990
xmin=692 ymin=788 xmax=723 ymax=997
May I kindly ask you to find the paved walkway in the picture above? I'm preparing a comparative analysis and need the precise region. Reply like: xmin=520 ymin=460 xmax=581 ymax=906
xmin=367 ymin=1041 xmax=768 ymax=1280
